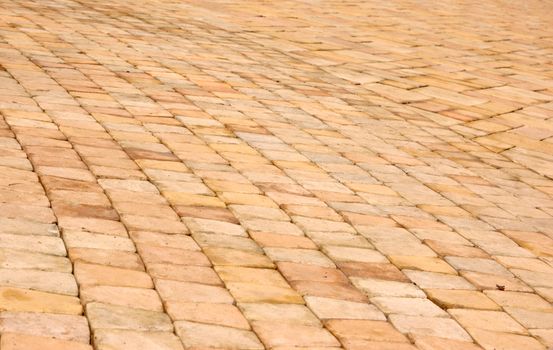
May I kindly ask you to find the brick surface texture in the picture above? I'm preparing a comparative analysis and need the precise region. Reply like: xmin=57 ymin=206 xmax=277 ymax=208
xmin=0 ymin=0 xmax=553 ymax=349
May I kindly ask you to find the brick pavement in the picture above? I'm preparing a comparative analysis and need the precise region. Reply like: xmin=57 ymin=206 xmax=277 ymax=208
xmin=0 ymin=0 xmax=553 ymax=349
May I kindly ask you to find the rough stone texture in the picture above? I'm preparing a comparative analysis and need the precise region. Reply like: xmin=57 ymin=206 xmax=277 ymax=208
xmin=175 ymin=321 xmax=263 ymax=349
xmin=1 ymin=0 xmax=553 ymax=348
xmin=0 ymin=312 xmax=90 ymax=343
xmin=92 ymin=330 xmax=184 ymax=350
xmin=0 ymin=333 xmax=93 ymax=350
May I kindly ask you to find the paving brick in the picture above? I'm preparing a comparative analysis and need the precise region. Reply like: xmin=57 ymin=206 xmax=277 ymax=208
xmin=371 ymin=297 xmax=448 ymax=317
xmin=277 ymin=261 xmax=349 ymax=283
xmin=504 ymin=307 xmax=553 ymax=329
xmin=92 ymin=330 xmax=184 ymax=350
xmin=253 ymin=321 xmax=340 ymax=348
xmin=227 ymin=282 xmax=304 ymax=304
xmin=351 ymin=277 xmax=426 ymax=298
xmin=86 ymin=303 xmax=173 ymax=332
xmin=205 ymin=247 xmax=274 ymax=268
xmin=68 ymin=248 xmax=144 ymax=270
xmin=80 ymin=286 xmax=163 ymax=311
xmin=265 ymin=248 xmax=335 ymax=267
xmin=305 ymin=296 xmax=386 ymax=320
xmin=389 ymin=256 xmax=457 ymax=274
xmin=337 ymin=262 xmax=409 ymax=282
xmin=138 ymin=245 xmax=210 ymax=266
xmin=0 ymin=312 xmax=89 ymax=343
xmin=295 ymin=280 xmax=369 ymax=302
xmin=74 ymin=262 xmax=153 ymax=288
xmin=0 ymin=333 xmax=92 ymax=350
xmin=167 ymin=302 xmax=250 ymax=329
xmin=0 ymin=248 xmax=71 ymax=272
xmin=325 ymin=319 xmax=409 ymax=343
xmin=484 ymin=290 xmax=552 ymax=310
xmin=424 ymin=286 xmax=497 ymax=311
xmin=468 ymin=329 xmax=546 ymax=350
xmin=0 ymin=287 xmax=82 ymax=314
xmin=449 ymin=309 xmax=528 ymax=334
xmin=404 ymin=270 xmax=476 ymax=290
xmin=389 ymin=315 xmax=472 ymax=341
xmin=412 ymin=335 xmax=483 ymax=350
xmin=174 ymin=321 xmax=263 ymax=349
xmin=155 ymin=279 xmax=234 ymax=304
xmin=0 ymin=268 xmax=77 ymax=295
xmin=149 ymin=265 xmax=222 ymax=285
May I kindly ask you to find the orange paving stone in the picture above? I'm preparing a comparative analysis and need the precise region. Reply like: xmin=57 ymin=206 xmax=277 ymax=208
xmin=0 ymin=0 xmax=553 ymax=349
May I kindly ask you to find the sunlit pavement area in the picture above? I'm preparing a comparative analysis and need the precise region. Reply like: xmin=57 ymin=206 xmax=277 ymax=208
xmin=1 ymin=0 xmax=553 ymax=349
